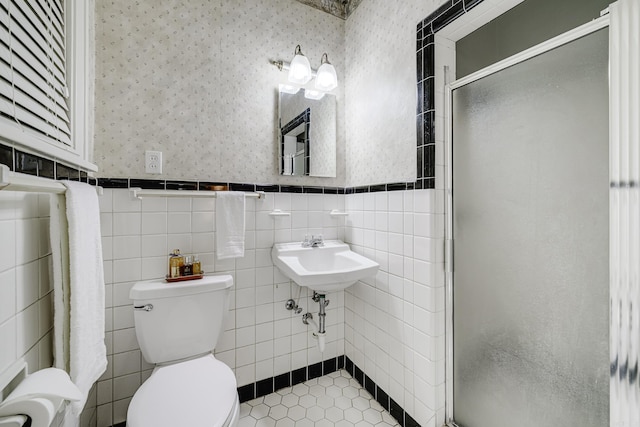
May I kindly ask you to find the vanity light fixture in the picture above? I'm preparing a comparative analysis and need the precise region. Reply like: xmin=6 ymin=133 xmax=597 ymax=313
xmin=271 ymin=45 xmax=338 ymax=92
xmin=288 ymin=45 xmax=313 ymax=84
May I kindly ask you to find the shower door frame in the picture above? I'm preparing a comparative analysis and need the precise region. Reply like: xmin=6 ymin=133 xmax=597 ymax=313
xmin=442 ymin=15 xmax=611 ymax=427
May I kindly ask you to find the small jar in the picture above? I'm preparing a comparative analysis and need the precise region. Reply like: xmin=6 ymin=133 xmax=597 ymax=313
xmin=182 ymin=255 xmax=193 ymax=276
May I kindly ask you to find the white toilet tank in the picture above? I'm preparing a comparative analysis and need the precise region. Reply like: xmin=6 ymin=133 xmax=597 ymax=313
xmin=129 ymin=275 xmax=233 ymax=364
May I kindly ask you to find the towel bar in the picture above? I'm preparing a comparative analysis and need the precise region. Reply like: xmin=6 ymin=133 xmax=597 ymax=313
xmin=130 ymin=188 xmax=266 ymax=200
xmin=0 ymin=165 xmax=103 ymax=196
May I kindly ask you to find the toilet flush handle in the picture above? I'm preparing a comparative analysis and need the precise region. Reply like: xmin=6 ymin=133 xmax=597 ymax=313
xmin=134 ymin=304 xmax=153 ymax=312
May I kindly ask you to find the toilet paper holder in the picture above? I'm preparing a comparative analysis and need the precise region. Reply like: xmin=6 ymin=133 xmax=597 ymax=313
xmin=0 ymin=359 xmax=82 ymax=427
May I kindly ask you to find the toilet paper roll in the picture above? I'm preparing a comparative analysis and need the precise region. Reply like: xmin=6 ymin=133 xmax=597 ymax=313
xmin=0 ymin=368 xmax=82 ymax=427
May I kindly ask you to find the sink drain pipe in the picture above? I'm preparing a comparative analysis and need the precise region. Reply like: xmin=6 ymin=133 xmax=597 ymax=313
xmin=313 ymin=292 xmax=329 ymax=352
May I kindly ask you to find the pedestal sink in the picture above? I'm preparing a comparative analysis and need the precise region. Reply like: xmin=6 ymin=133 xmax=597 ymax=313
xmin=271 ymin=240 xmax=379 ymax=293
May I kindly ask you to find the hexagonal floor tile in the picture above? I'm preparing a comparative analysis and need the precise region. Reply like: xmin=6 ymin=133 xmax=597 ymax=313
xmin=239 ymin=416 xmax=257 ymax=427
xmin=238 ymin=369 xmax=401 ymax=427
xmin=318 ymin=376 xmax=333 ymax=387
xmin=363 ymin=408 xmax=383 ymax=424
xmin=265 ymin=393 xmax=283 ymax=406
xmin=306 ymin=406 xmax=325 ymax=422
xmin=359 ymin=389 xmax=373 ymax=399
xmin=309 ymin=385 xmax=325 ymax=398
xmin=316 ymin=395 xmax=334 ymax=409
xmin=343 ymin=386 xmax=359 ymax=399
xmin=248 ymin=397 xmax=265 ymax=406
xmin=292 ymin=384 xmax=310 ymax=396
xmin=298 ymin=394 xmax=316 ymax=409
xmin=282 ymin=393 xmax=299 ymax=408
xmin=269 ymin=405 xmax=288 ymax=420
xmin=326 ymin=385 xmax=342 ymax=398
xmin=370 ymin=400 xmax=384 ymax=412
xmin=345 ymin=407 xmax=364 ymax=423
xmin=256 ymin=418 xmax=276 ymax=427
xmin=240 ymin=404 xmax=252 ymax=418
xmin=326 ymin=407 xmax=344 ymax=422
xmin=275 ymin=418 xmax=295 ymax=427
xmin=352 ymin=396 xmax=371 ymax=411
xmin=334 ymin=376 xmax=350 ymax=388
xmin=295 ymin=419 xmax=314 ymax=427
xmin=315 ymin=420 xmax=334 ymax=427
xmin=334 ymin=396 xmax=352 ymax=410
xmin=287 ymin=405 xmax=306 ymax=421
xmin=250 ymin=404 xmax=270 ymax=419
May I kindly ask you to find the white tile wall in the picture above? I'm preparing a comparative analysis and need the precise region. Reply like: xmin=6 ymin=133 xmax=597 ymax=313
xmin=97 ymin=189 xmax=348 ymax=427
xmin=0 ymin=191 xmax=97 ymax=427
xmin=344 ymin=189 xmax=446 ymax=427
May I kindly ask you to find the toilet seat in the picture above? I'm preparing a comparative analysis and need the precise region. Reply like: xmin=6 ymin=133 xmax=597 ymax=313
xmin=127 ymin=354 xmax=238 ymax=427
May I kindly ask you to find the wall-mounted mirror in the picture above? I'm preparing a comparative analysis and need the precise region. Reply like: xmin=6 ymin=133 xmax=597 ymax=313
xmin=278 ymin=85 xmax=336 ymax=177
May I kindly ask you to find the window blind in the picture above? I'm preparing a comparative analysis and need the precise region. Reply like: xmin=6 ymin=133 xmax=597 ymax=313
xmin=0 ymin=0 xmax=71 ymax=146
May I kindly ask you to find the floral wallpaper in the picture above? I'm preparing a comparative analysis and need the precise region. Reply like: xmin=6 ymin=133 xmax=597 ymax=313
xmin=94 ymin=0 xmax=345 ymax=187
xmin=344 ymin=0 xmax=442 ymax=187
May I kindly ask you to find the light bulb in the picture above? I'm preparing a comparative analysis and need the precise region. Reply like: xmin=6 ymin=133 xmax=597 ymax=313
xmin=315 ymin=53 xmax=338 ymax=91
xmin=288 ymin=45 xmax=312 ymax=85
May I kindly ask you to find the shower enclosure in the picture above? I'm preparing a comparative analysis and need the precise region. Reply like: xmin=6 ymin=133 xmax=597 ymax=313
xmin=446 ymin=23 xmax=609 ymax=427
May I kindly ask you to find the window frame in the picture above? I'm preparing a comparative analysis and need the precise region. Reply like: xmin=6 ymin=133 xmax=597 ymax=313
xmin=0 ymin=0 xmax=97 ymax=172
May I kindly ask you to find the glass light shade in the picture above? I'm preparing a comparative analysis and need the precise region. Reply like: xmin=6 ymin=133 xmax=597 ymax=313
xmin=304 ymin=90 xmax=325 ymax=100
xmin=280 ymin=84 xmax=301 ymax=95
xmin=315 ymin=62 xmax=338 ymax=91
xmin=288 ymin=54 xmax=312 ymax=85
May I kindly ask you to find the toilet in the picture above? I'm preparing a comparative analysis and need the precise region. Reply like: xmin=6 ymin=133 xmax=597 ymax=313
xmin=127 ymin=275 xmax=239 ymax=427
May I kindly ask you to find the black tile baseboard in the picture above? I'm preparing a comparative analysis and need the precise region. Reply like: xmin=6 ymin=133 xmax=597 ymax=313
xmin=238 ymin=355 xmax=346 ymax=403
xmin=344 ymin=356 xmax=422 ymax=427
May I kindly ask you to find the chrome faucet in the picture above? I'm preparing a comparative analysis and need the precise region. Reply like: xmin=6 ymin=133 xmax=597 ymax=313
xmin=302 ymin=234 xmax=324 ymax=247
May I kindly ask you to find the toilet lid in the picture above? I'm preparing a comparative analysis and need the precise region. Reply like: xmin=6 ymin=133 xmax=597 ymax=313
xmin=127 ymin=354 xmax=237 ymax=427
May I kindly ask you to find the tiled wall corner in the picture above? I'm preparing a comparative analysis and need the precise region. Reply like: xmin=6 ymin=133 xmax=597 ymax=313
xmin=97 ymin=189 xmax=348 ymax=427
xmin=343 ymin=189 xmax=446 ymax=427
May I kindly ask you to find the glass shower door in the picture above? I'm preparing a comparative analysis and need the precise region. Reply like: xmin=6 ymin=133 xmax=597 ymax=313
xmin=451 ymin=28 xmax=609 ymax=427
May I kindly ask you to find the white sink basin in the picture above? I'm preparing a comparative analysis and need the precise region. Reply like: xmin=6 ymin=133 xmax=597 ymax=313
xmin=271 ymin=240 xmax=379 ymax=293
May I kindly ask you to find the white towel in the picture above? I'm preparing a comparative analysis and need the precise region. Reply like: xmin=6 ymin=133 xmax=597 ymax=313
xmin=216 ymin=191 xmax=246 ymax=259
xmin=50 ymin=181 xmax=107 ymax=417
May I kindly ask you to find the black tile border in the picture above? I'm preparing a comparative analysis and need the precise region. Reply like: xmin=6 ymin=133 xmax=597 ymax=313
xmin=237 ymin=355 xmax=346 ymax=403
xmin=416 ymin=0 xmax=488 ymax=190
xmin=344 ymin=356 xmax=421 ymax=427
xmin=1 ymin=143 xmax=439 ymax=196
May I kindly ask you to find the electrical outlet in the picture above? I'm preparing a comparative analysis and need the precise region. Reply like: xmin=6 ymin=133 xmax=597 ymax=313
xmin=145 ymin=150 xmax=163 ymax=174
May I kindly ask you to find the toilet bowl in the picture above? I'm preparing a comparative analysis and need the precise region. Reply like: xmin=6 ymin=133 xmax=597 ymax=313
xmin=127 ymin=355 xmax=239 ymax=427
xmin=127 ymin=275 xmax=238 ymax=427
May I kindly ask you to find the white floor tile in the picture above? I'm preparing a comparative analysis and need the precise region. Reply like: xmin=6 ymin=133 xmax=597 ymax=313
xmin=239 ymin=371 xmax=400 ymax=427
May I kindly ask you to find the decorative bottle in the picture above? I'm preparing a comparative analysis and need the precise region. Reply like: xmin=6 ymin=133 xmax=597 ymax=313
xmin=169 ymin=249 xmax=184 ymax=278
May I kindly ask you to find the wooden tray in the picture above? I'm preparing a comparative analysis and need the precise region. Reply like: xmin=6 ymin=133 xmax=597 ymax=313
xmin=165 ymin=273 xmax=204 ymax=283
